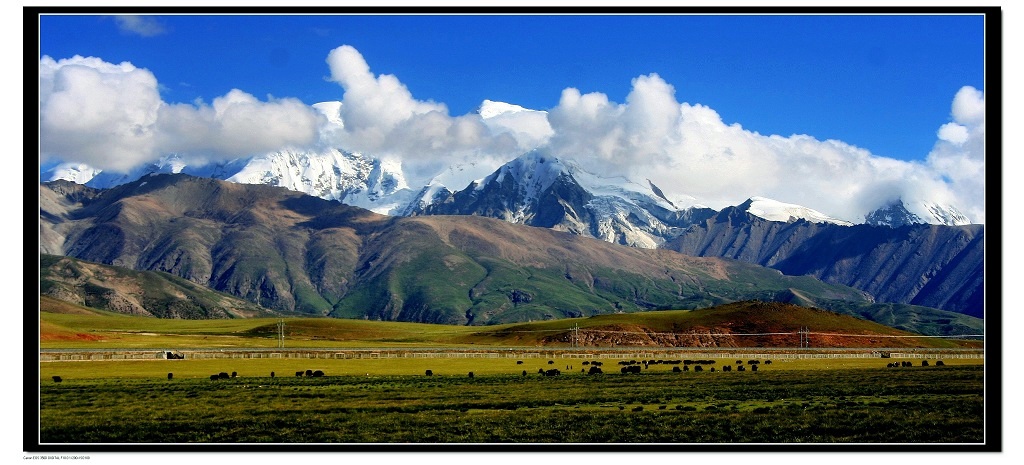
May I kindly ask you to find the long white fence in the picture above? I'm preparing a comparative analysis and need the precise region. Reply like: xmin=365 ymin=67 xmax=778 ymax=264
xmin=39 ymin=347 xmax=985 ymax=362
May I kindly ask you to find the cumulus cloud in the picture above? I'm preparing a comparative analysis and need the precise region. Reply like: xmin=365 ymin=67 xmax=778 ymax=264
xmin=39 ymin=56 xmax=163 ymax=172
xmin=38 ymin=46 xmax=984 ymax=224
xmin=39 ymin=55 xmax=322 ymax=172
xmin=323 ymin=45 xmax=524 ymax=179
xmin=543 ymin=75 xmax=985 ymax=224
xmin=925 ymin=86 xmax=985 ymax=222
xmin=157 ymin=89 xmax=321 ymax=160
xmin=478 ymin=101 xmax=554 ymax=151
xmin=112 ymin=15 xmax=167 ymax=37
xmin=937 ymin=122 xmax=970 ymax=145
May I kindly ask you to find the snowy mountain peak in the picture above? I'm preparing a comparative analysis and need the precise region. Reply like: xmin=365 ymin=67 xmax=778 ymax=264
xmin=478 ymin=100 xmax=532 ymax=119
xmin=865 ymin=199 xmax=971 ymax=227
xmin=41 ymin=162 xmax=102 ymax=184
xmin=921 ymin=201 xmax=971 ymax=226
xmin=312 ymin=101 xmax=344 ymax=127
xmin=478 ymin=151 xmax=569 ymax=201
xmin=740 ymin=196 xmax=853 ymax=226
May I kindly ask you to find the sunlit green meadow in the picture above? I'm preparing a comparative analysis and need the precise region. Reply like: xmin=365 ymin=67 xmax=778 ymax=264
xmin=38 ymin=363 xmax=985 ymax=444
xmin=38 ymin=355 xmax=984 ymax=380
xmin=37 ymin=298 xmax=988 ymax=444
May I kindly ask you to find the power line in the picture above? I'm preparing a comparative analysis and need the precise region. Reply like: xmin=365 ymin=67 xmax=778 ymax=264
xmin=580 ymin=329 xmax=796 ymax=337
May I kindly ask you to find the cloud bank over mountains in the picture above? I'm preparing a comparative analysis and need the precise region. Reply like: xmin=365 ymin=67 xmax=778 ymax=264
xmin=38 ymin=44 xmax=986 ymax=223
xmin=39 ymin=55 xmax=322 ymax=172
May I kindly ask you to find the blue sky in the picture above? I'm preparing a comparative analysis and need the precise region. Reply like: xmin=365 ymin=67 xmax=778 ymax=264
xmin=35 ymin=10 xmax=990 ymax=222
xmin=38 ymin=13 xmax=984 ymax=162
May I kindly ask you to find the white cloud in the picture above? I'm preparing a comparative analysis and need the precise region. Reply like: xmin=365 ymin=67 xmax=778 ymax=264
xmin=951 ymin=85 xmax=985 ymax=126
xmin=38 ymin=46 xmax=984 ymax=224
xmin=39 ymin=56 xmax=162 ymax=172
xmin=925 ymin=85 xmax=985 ymax=223
xmin=39 ymin=55 xmax=323 ymax=173
xmin=323 ymin=45 xmax=524 ymax=180
xmin=937 ymin=122 xmax=970 ymax=145
xmin=158 ymin=89 xmax=321 ymax=160
xmin=543 ymin=75 xmax=985 ymax=224
xmin=112 ymin=15 xmax=167 ymax=37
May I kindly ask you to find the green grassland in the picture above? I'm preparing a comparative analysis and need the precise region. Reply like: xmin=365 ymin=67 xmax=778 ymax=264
xmin=40 ymin=296 xmax=981 ymax=350
xmin=38 ymin=364 xmax=984 ymax=443
xmin=40 ymin=295 xmax=481 ymax=348
xmin=36 ymin=297 xmax=987 ymax=445
xmin=39 ymin=355 xmax=984 ymax=380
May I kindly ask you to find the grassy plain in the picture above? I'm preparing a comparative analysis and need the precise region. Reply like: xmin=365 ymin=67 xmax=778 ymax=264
xmin=38 ymin=356 xmax=984 ymax=380
xmin=38 ymin=364 xmax=984 ymax=444
xmin=36 ymin=298 xmax=987 ymax=445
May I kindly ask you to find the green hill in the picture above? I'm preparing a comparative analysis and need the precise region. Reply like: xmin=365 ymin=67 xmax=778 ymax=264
xmin=39 ymin=298 xmax=979 ymax=350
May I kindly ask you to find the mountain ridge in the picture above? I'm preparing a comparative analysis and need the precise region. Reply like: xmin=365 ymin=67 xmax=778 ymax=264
xmin=42 ymin=100 xmax=973 ymax=228
xmin=41 ymin=152 xmax=985 ymax=317
xmin=663 ymin=207 xmax=984 ymax=317
xmin=37 ymin=173 xmax=983 ymax=336
xmin=38 ymin=174 xmax=895 ymax=323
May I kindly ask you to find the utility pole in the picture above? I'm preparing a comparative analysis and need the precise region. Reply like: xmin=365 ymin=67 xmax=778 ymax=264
xmin=277 ymin=319 xmax=285 ymax=348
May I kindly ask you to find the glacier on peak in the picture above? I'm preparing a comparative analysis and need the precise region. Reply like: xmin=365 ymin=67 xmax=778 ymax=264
xmin=864 ymin=199 xmax=971 ymax=227
xmin=421 ymin=151 xmax=717 ymax=248
xmin=740 ymin=196 xmax=854 ymax=226
xmin=40 ymin=162 xmax=102 ymax=185
xmin=478 ymin=99 xmax=533 ymax=119
xmin=38 ymin=98 xmax=975 ymax=230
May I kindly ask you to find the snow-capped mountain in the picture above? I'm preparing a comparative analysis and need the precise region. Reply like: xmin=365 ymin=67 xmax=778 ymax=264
xmin=418 ymin=151 xmax=717 ymax=248
xmin=476 ymin=99 xmax=554 ymax=151
xmin=477 ymin=99 xmax=532 ymax=119
xmin=864 ymin=199 xmax=971 ymax=227
xmin=37 ymin=99 xmax=985 ymax=318
xmin=740 ymin=196 xmax=854 ymax=226
xmin=40 ymin=99 xmax=973 ymax=232
xmin=40 ymin=162 xmax=102 ymax=184
xmin=38 ymin=100 xmax=510 ymax=216
xmin=41 ymin=149 xmax=418 ymax=216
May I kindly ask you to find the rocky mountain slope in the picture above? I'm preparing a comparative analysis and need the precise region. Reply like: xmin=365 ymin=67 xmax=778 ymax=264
xmin=39 ymin=173 xmax=894 ymax=326
xmin=662 ymin=206 xmax=985 ymax=318
xmin=417 ymin=151 xmax=718 ymax=248
xmin=40 ymin=254 xmax=280 ymax=319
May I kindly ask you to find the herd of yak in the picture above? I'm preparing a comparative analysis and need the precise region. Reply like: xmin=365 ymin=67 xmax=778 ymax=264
xmin=47 ymin=357 xmax=949 ymax=383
